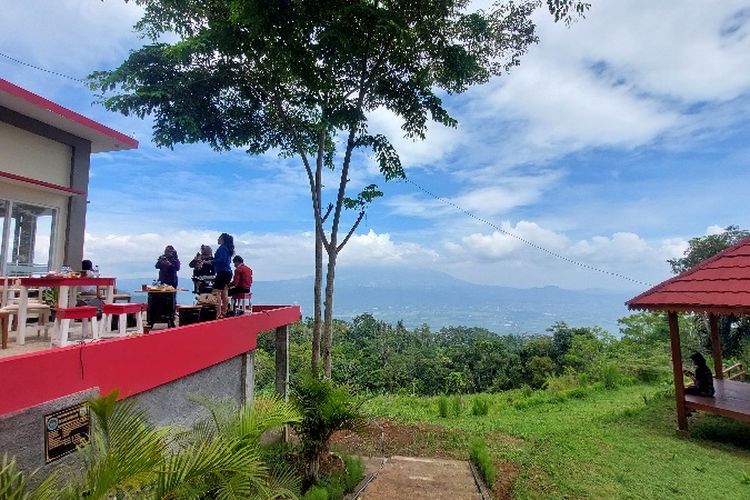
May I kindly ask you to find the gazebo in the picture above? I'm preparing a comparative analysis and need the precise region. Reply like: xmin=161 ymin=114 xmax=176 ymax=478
xmin=626 ymin=237 xmax=750 ymax=430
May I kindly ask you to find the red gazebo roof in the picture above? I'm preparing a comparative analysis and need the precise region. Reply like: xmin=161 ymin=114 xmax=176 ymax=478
xmin=627 ymin=236 xmax=750 ymax=314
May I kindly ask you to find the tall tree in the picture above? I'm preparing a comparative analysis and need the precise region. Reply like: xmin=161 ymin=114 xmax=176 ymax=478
xmin=91 ymin=0 xmax=589 ymax=376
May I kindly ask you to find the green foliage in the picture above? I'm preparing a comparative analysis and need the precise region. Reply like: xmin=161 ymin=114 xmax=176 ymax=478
xmin=364 ymin=385 xmax=750 ymax=498
xmin=469 ymin=437 xmax=495 ymax=488
xmin=450 ymin=395 xmax=463 ymax=417
xmin=309 ymin=454 xmax=364 ymax=500
xmin=438 ymin=395 xmax=449 ymax=418
xmin=302 ymin=485 xmax=329 ymax=500
xmin=292 ymin=372 xmax=367 ymax=484
xmin=667 ymin=225 xmax=749 ymax=274
xmin=0 ymin=454 xmax=58 ymax=500
xmin=3 ymin=391 xmax=301 ymax=499
xmin=471 ymin=396 xmax=490 ymax=416
xmin=596 ymin=363 xmax=627 ymax=389
xmin=341 ymin=455 xmax=365 ymax=492
xmin=256 ymin=314 xmax=680 ymax=400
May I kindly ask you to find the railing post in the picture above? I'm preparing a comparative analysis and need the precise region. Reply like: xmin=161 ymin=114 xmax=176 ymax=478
xmin=275 ymin=324 xmax=290 ymax=442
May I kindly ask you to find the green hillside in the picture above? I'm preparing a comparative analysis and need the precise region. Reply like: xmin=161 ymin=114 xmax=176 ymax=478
xmin=335 ymin=384 xmax=750 ymax=499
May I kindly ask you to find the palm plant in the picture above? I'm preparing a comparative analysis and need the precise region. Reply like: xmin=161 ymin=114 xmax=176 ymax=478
xmin=291 ymin=373 xmax=367 ymax=484
xmin=0 ymin=454 xmax=59 ymax=500
xmin=2 ymin=391 xmax=302 ymax=499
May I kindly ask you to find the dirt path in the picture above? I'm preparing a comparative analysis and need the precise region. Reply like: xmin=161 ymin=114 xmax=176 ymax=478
xmin=358 ymin=456 xmax=482 ymax=500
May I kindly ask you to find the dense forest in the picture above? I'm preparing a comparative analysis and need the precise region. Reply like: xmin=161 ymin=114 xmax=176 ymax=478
xmin=255 ymin=311 xmax=750 ymax=396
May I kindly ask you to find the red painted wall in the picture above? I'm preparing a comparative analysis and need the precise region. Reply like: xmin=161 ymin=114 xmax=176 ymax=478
xmin=0 ymin=305 xmax=300 ymax=416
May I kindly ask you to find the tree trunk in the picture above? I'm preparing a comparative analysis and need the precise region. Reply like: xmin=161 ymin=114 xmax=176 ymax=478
xmin=312 ymin=222 xmax=322 ymax=372
xmin=322 ymin=249 xmax=337 ymax=378
xmin=311 ymin=131 xmax=326 ymax=372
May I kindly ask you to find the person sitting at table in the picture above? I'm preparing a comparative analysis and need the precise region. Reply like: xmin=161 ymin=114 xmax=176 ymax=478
xmin=228 ymin=255 xmax=253 ymax=306
xmin=155 ymin=245 xmax=180 ymax=288
xmin=79 ymin=260 xmax=98 ymax=296
xmin=212 ymin=233 xmax=234 ymax=318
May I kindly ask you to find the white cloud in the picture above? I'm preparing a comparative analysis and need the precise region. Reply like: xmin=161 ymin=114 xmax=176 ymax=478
xmin=339 ymin=230 xmax=439 ymax=265
xmin=455 ymin=0 xmax=750 ymax=168
xmin=84 ymin=228 xmax=437 ymax=280
xmin=367 ymin=108 xmax=462 ymax=169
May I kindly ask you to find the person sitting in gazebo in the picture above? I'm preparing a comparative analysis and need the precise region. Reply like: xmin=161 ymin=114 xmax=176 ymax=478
xmin=683 ymin=352 xmax=715 ymax=397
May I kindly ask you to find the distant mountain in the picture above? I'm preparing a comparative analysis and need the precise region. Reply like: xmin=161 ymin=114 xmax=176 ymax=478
xmin=117 ymin=268 xmax=636 ymax=335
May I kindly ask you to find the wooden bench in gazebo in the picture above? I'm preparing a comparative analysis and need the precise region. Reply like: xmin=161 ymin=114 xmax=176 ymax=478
xmin=626 ymin=236 xmax=750 ymax=430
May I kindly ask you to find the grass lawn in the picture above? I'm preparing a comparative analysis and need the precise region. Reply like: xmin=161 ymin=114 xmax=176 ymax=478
xmin=356 ymin=384 xmax=750 ymax=499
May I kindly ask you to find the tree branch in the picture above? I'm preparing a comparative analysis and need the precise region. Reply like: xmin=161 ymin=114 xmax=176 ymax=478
xmin=337 ymin=210 xmax=365 ymax=253
xmin=321 ymin=203 xmax=334 ymax=223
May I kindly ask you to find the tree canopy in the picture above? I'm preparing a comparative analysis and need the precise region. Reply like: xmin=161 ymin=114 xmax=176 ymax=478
xmin=91 ymin=0 xmax=589 ymax=375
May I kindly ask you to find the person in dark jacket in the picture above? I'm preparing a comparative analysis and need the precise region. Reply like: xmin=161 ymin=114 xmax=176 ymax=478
xmin=189 ymin=245 xmax=214 ymax=277
xmin=155 ymin=245 xmax=180 ymax=288
xmin=684 ymin=352 xmax=715 ymax=397
xmin=212 ymin=233 xmax=234 ymax=317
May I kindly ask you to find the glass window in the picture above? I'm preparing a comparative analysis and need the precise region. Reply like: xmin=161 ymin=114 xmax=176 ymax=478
xmin=5 ymin=202 xmax=56 ymax=276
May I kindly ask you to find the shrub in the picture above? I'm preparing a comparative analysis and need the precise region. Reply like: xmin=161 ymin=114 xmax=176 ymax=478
xmin=451 ymin=395 xmax=463 ymax=417
xmin=471 ymin=396 xmax=490 ymax=416
xmin=598 ymin=363 xmax=627 ymax=389
xmin=303 ymin=485 xmax=329 ymax=500
xmin=438 ymin=395 xmax=449 ymax=418
xmin=342 ymin=454 xmax=365 ymax=491
xmin=292 ymin=372 xmax=367 ymax=484
xmin=545 ymin=369 xmax=580 ymax=393
xmin=469 ymin=437 xmax=495 ymax=488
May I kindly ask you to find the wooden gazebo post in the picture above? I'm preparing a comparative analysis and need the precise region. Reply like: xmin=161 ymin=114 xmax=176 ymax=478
xmin=708 ymin=313 xmax=723 ymax=380
xmin=667 ymin=312 xmax=688 ymax=431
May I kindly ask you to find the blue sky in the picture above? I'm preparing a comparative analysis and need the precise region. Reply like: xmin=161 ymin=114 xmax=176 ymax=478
xmin=1 ymin=0 xmax=750 ymax=291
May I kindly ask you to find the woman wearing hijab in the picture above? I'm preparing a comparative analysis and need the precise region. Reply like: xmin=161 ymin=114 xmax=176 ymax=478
xmin=212 ymin=233 xmax=234 ymax=317
xmin=155 ymin=245 xmax=180 ymax=288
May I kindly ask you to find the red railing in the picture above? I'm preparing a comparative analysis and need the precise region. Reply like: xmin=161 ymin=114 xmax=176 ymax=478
xmin=0 ymin=305 xmax=300 ymax=415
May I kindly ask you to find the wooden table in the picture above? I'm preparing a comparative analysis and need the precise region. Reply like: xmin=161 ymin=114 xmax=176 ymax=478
xmin=15 ymin=277 xmax=116 ymax=345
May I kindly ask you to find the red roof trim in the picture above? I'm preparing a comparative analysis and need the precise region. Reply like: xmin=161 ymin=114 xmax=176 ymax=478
xmin=626 ymin=236 xmax=750 ymax=312
xmin=0 ymin=170 xmax=85 ymax=196
xmin=0 ymin=78 xmax=138 ymax=149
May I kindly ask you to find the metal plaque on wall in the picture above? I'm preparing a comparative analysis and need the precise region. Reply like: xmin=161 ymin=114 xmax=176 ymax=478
xmin=44 ymin=403 xmax=90 ymax=463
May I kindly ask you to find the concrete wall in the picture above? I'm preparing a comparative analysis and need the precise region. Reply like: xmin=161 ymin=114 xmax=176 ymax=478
xmin=131 ymin=351 xmax=255 ymax=429
xmin=0 ymin=388 xmax=98 ymax=480
xmin=0 ymin=351 xmax=254 ymax=478
xmin=0 ymin=120 xmax=72 ymax=187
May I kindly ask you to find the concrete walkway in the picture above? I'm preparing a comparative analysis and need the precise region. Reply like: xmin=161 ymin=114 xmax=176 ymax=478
xmin=358 ymin=456 xmax=482 ymax=500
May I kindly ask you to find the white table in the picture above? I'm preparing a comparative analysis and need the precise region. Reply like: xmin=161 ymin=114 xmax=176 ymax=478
xmin=15 ymin=276 xmax=115 ymax=345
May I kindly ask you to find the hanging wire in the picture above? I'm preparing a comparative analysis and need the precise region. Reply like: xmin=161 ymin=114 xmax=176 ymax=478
xmin=404 ymin=177 xmax=654 ymax=288
xmin=0 ymin=51 xmax=87 ymax=84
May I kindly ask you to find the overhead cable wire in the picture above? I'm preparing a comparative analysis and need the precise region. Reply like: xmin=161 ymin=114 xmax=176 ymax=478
xmin=0 ymin=50 xmax=87 ymax=83
xmin=404 ymin=177 xmax=654 ymax=288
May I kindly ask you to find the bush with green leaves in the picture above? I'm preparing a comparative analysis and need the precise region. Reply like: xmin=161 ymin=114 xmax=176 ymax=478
xmin=451 ymin=395 xmax=463 ymax=417
xmin=471 ymin=396 xmax=490 ymax=416
xmin=292 ymin=372 xmax=367 ymax=485
xmin=302 ymin=485 xmax=330 ymax=500
xmin=438 ymin=395 xmax=449 ymax=418
xmin=469 ymin=437 xmax=495 ymax=488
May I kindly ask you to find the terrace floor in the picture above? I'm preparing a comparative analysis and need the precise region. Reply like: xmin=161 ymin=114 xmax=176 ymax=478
xmin=0 ymin=321 xmax=173 ymax=359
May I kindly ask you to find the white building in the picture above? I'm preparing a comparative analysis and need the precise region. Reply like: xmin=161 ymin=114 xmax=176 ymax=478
xmin=0 ymin=78 xmax=137 ymax=275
